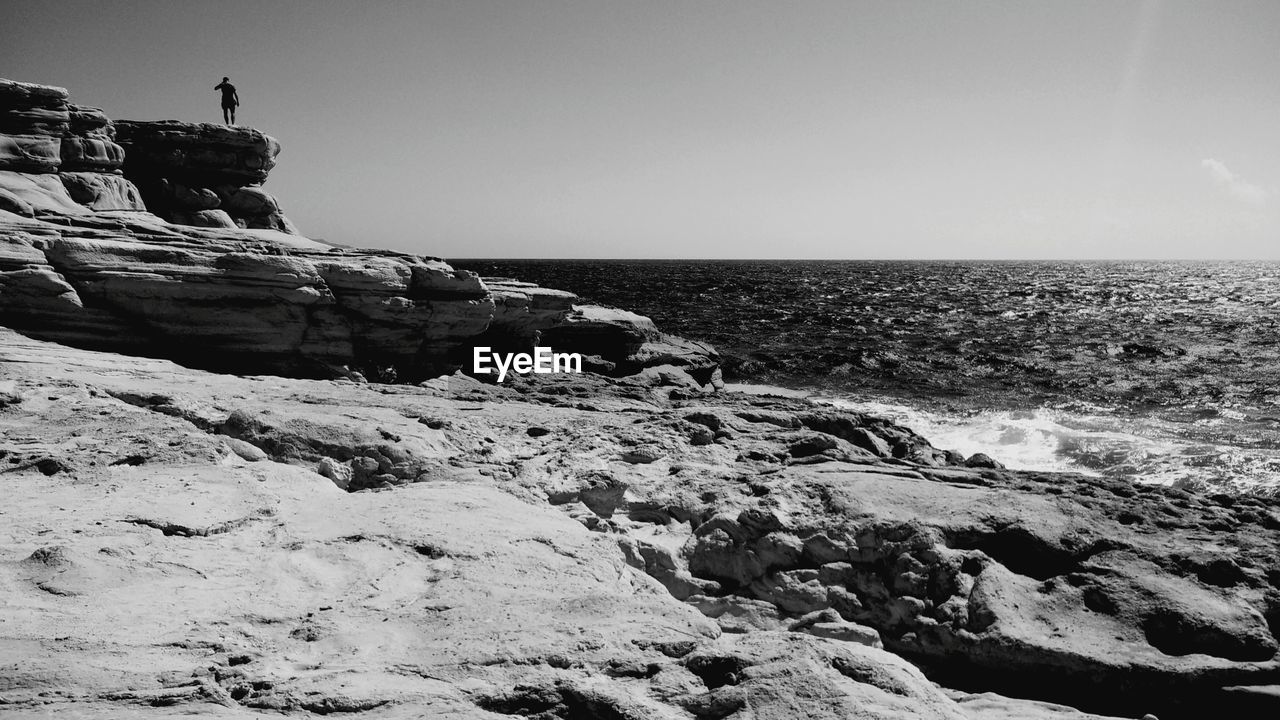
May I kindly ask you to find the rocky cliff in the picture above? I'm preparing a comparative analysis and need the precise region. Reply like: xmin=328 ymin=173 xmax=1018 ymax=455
xmin=113 ymin=120 xmax=295 ymax=232
xmin=0 ymin=78 xmax=716 ymax=382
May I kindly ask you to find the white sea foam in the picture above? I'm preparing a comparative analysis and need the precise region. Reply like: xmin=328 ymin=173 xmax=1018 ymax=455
xmin=728 ymin=383 xmax=1280 ymax=493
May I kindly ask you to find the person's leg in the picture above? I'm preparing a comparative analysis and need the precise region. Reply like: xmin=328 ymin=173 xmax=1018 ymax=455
xmin=222 ymin=106 xmax=230 ymax=124
xmin=229 ymin=106 xmax=235 ymax=124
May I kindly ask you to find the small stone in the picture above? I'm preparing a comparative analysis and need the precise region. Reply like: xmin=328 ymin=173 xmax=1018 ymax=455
xmin=224 ymin=438 xmax=267 ymax=462
xmin=788 ymin=434 xmax=838 ymax=458
xmin=620 ymin=446 xmax=664 ymax=464
xmin=800 ymin=620 xmax=883 ymax=648
xmin=689 ymin=427 xmax=714 ymax=446
xmin=964 ymin=452 xmax=1005 ymax=469
xmin=526 ymin=426 xmax=551 ymax=437
xmin=316 ymin=457 xmax=352 ymax=490
xmin=35 ymin=458 xmax=69 ymax=476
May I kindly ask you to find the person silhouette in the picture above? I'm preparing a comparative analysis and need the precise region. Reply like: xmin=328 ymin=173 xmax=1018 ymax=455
xmin=214 ymin=77 xmax=239 ymax=124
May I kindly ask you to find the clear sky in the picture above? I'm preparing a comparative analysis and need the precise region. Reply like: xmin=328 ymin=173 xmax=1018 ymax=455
xmin=5 ymin=1 xmax=1278 ymax=259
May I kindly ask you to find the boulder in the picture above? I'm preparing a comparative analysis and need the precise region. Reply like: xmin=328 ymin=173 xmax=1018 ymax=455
xmin=114 ymin=120 xmax=282 ymax=186
xmin=219 ymin=184 xmax=278 ymax=215
xmin=170 ymin=208 xmax=236 ymax=228
xmin=111 ymin=121 xmax=300 ymax=233
xmin=168 ymin=182 xmax=221 ymax=210
xmin=539 ymin=304 xmax=720 ymax=380
xmin=477 ymin=279 xmax=578 ymax=352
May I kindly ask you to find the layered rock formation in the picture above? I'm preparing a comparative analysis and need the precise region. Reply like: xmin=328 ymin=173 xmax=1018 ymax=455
xmin=0 ymin=79 xmax=145 ymax=217
xmin=114 ymin=120 xmax=295 ymax=232
xmin=0 ymin=78 xmax=712 ymax=382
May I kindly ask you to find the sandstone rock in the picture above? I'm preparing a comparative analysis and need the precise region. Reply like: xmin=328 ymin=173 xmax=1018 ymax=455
xmin=223 ymin=437 xmax=267 ymax=462
xmin=0 ymin=79 xmax=69 ymax=136
xmin=0 ymin=212 xmax=532 ymax=379
xmin=114 ymin=120 xmax=282 ymax=185
xmin=58 ymin=171 xmax=146 ymax=211
xmin=109 ymin=120 xmax=303 ymax=233
xmin=0 ymin=78 xmax=69 ymax=108
xmin=673 ymin=465 xmax=1280 ymax=718
xmin=65 ymin=104 xmax=111 ymax=136
xmin=244 ymin=209 xmax=292 ymax=232
xmin=480 ymin=279 xmax=577 ymax=350
xmin=170 ymin=208 xmax=236 ymax=228
xmin=541 ymin=305 xmax=658 ymax=358
xmin=3 ymin=333 xmax=934 ymax=718
xmin=6 ymin=328 xmax=1277 ymax=718
xmin=0 ymin=186 xmax=33 ymax=216
xmin=546 ymin=469 xmax=627 ymax=518
xmin=629 ymin=363 xmax=703 ymax=389
xmin=0 ymin=80 xmax=145 ymax=216
xmin=0 ymin=133 xmax=61 ymax=172
xmin=950 ymin=691 xmax=1136 ymax=719
xmin=0 ymin=79 xmax=718 ymax=381
xmin=540 ymin=304 xmax=719 ymax=381
xmin=677 ymin=632 xmax=968 ymax=719
xmin=630 ymin=334 xmax=722 ymax=383
xmin=59 ymin=136 xmax=125 ymax=171
xmin=219 ymin=184 xmax=278 ymax=215
xmin=168 ymin=181 xmax=221 ymax=210
xmin=316 ymin=456 xmax=353 ymax=489
xmin=802 ymin=619 xmax=884 ymax=647
xmin=965 ymin=451 xmax=1005 ymax=469
xmin=0 ymin=170 xmax=86 ymax=214
xmin=688 ymin=594 xmax=788 ymax=632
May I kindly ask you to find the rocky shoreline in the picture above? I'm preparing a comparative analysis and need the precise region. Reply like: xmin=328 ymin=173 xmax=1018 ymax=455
xmin=3 ymin=78 xmax=1280 ymax=719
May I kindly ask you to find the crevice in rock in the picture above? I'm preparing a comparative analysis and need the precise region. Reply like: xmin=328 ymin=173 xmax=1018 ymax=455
xmin=684 ymin=655 xmax=748 ymax=690
xmin=474 ymin=682 xmax=644 ymax=720
xmin=1142 ymin=609 xmax=1277 ymax=661
xmin=123 ymin=514 xmax=257 ymax=538
xmin=102 ymin=389 xmax=217 ymax=431
xmin=337 ymin=533 xmax=466 ymax=560
xmin=943 ymin=525 xmax=1082 ymax=581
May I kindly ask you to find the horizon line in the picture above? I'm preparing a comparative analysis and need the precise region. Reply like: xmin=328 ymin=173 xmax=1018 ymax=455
xmin=444 ymin=257 xmax=1280 ymax=263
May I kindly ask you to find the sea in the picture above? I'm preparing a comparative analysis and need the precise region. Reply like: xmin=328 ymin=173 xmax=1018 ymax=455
xmin=451 ymin=260 xmax=1280 ymax=496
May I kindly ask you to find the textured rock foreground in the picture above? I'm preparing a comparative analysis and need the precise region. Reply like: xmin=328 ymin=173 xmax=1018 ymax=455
xmin=4 ymin=329 xmax=1280 ymax=719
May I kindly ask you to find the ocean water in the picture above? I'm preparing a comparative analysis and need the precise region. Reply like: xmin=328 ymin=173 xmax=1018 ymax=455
xmin=451 ymin=260 xmax=1280 ymax=494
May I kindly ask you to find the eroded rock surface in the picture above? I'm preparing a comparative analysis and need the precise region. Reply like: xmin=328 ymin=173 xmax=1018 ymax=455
xmin=2 ymin=329 xmax=974 ymax=719
xmin=3 ymin=328 xmax=1276 ymax=719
